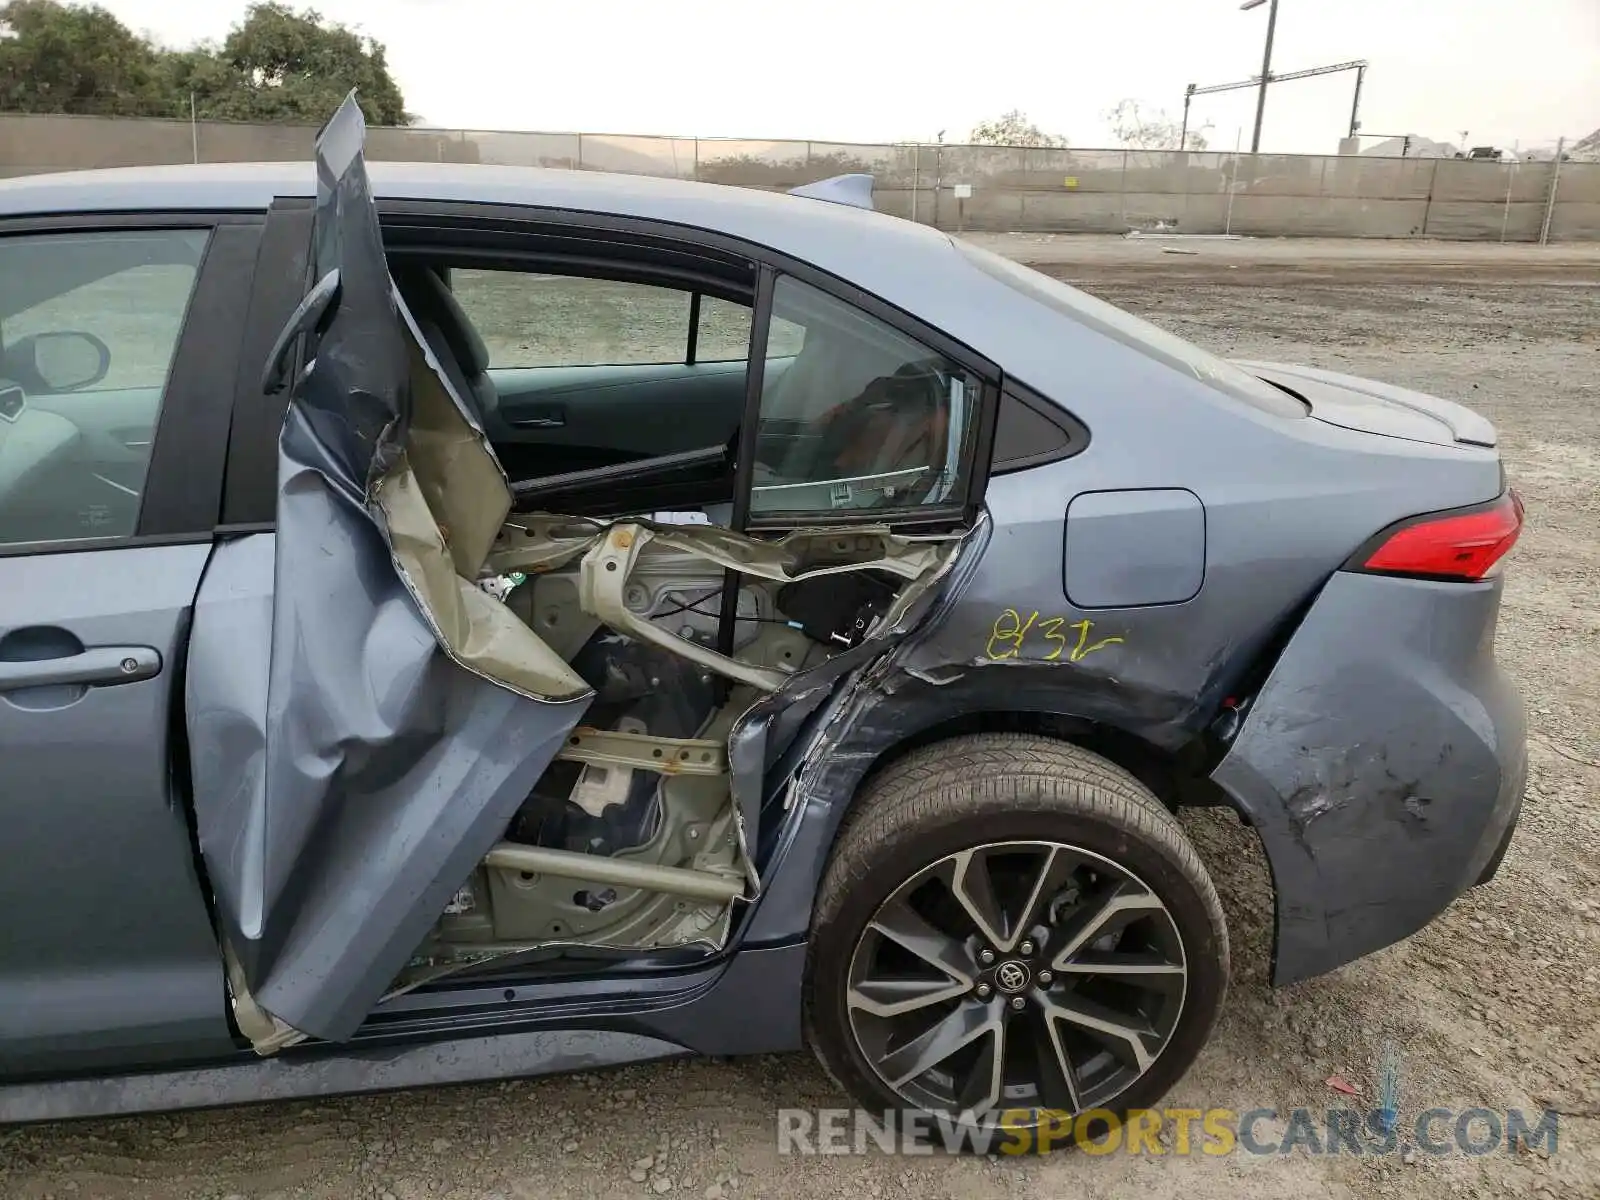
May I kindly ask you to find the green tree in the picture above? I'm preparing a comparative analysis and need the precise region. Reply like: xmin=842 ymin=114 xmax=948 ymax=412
xmin=967 ymin=110 xmax=1068 ymax=149
xmin=0 ymin=0 xmax=408 ymax=124
xmin=0 ymin=0 xmax=172 ymax=116
xmin=194 ymin=3 xmax=407 ymax=125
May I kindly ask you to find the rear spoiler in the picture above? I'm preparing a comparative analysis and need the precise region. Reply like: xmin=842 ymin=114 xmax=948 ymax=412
xmin=787 ymin=173 xmax=874 ymax=211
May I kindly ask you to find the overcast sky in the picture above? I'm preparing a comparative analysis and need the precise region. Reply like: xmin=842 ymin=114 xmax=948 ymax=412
xmin=102 ymin=0 xmax=1598 ymax=152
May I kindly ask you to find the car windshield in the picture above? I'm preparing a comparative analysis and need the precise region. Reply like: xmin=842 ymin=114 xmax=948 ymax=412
xmin=954 ymin=239 xmax=1307 ymax=418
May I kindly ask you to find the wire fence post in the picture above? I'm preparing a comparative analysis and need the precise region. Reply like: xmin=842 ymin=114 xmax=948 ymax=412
xmin=576 ymin=133 xmax=584 ymax=170
xmin=1179 ymin=149 xmax=1191 ymax=232
xmin=1499 ymin=160 xmax=1518 ymax=243
xmin=189 ymin=92 xmax=198 ymax=163
xmin=1018 ymin=146 xmax=1027 ymax=232
xmin=1118 ymin=149 xmax=1128 ymax=230
xmin=1224 ymin=130 xmax=1241 ymax=236
xmin=910 ymin=143 xmax=921 ymax=224
xmin=1539 ymin=137 xmax=1565 ymax=246
xmin=1420 ymin=158 xmax=1438 ymax=238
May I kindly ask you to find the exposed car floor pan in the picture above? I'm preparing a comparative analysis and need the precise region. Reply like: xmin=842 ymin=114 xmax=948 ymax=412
xmin=483 ymin=842 xmax=745 ymax=904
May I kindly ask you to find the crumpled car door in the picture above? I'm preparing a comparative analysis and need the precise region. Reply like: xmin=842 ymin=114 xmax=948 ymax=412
xmin=190 ymin=94 xmax=592 ymax=1046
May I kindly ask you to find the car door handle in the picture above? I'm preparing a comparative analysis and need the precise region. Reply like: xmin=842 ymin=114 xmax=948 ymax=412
xmin=505 ymin=404 xmax=566 ymax=429
xmin=0 ymin=646 xmax=161 ymax=692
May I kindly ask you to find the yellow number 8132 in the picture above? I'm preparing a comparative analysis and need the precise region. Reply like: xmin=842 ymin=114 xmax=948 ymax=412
xmin=985 ymin=609 xmax=1125 ymax=663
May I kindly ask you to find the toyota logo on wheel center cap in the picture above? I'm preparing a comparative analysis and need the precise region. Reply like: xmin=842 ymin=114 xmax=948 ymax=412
xmin=994 ymin=960 xmax=1032 ymax=993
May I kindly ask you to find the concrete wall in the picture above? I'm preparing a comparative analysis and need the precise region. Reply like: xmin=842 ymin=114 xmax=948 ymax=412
xmin=1 ymin=112 xmax=1595 ymax=242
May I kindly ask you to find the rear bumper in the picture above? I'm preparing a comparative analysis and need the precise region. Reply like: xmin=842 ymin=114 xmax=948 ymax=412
xmin=1211 ymin=570 xmax=1526 ymax=986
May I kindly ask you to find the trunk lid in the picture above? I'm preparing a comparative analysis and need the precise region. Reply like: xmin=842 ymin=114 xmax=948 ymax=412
xmin=1237 ymin=360 xmax=1497 ymax=449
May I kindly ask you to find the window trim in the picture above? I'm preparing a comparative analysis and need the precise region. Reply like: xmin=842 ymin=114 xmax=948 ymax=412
xmin=0 ymin=211 xmax=260 ymax=559
xmin=728 ymin=266 xmax=776 ymax=537
xmin=140 ymin=220 xmax=263 ymax=537
xmin=381 ymin=213 xmax=757 ymax=305
xmin=221 ymin=198 xmax=315 ymax=528
xmin=685 ymin=290 xmax=701 ymax=366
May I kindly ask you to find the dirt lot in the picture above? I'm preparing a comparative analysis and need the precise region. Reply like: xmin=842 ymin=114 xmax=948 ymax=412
xmin=4 ymin=236 xmax=1597 ymax=1200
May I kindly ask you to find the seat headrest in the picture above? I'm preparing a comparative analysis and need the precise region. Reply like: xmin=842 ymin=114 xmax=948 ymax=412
xmin=392 ymin=264 xmax=491 ymax=378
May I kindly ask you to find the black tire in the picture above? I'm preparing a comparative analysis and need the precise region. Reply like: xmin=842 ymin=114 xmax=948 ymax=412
xmin=804 ymin=733 xmax=1228 ymax=1151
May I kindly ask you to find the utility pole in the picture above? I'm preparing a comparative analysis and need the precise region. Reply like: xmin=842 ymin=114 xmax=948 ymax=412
xmin=1347 ymin=63 xmax=1365 ymax=138
xmin=1241 ymin=0 xmax=1279 ymax=153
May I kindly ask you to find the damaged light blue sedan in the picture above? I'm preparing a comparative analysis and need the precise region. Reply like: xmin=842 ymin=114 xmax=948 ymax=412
xmin=0 ymin=97 xmax=1526 ymax=1135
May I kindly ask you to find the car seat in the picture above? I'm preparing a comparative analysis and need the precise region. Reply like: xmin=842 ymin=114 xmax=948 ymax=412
xmin=391 ymin=264 xmax=498 ymax=429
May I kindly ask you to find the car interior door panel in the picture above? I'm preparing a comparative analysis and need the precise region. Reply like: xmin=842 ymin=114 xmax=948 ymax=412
xmin=486 ymin=360 xmax=787 ymax=479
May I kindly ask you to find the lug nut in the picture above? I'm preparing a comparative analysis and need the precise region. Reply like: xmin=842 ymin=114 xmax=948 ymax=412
xmin=975 ymin=982 xmax=992 ymax=998
xmin=979 ymin=949 xmax=996 ymax=965
xmin=1018 ymin=940 xmax=1035 ymax=956
xmin=1038 ymin=970 xmax=1053 ymax=985
xmin=1010 ymin=996 xmax=1026 ymax=1011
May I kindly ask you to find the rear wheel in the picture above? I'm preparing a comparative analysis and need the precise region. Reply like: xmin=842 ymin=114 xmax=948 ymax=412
xmin=804 ymin=733 xmax=1228 ymax=1147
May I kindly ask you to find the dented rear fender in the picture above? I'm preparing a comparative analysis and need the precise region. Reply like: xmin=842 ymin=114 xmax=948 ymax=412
xmin=1210 ymin=569 xmax=1526 ymax=985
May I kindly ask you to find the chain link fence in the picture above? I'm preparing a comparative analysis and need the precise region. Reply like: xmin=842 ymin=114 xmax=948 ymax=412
xmin=2 ymin=113 xmax=1596 ymax=241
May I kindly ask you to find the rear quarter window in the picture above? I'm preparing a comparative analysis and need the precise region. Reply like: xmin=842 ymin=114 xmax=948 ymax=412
xmin=955 ymin=240 xmax=1307 ymax=418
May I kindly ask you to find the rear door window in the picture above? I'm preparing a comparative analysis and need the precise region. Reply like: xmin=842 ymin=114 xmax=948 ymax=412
xmin=450 ymin=271 xmax=778 ymax=369
xmin=453 ymin=271 xmax=697 ymax=367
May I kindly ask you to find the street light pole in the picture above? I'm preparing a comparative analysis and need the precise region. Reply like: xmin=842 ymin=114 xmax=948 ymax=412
xmin=1241 ymin=0 xmax=1278 ymax=154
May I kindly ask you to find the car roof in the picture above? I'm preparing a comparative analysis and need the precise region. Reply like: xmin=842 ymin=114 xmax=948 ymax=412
xmin=0 ymin=159 xmax=991 ymax=327
xmin=0 ymin=159 xmax=951 ymax=256
xmin=0 ymin=161 xmax=1195 ymax=411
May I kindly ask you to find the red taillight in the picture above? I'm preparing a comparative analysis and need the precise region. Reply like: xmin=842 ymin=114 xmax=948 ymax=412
xmin=1360 ymin=490 xmax=1524 ymax=581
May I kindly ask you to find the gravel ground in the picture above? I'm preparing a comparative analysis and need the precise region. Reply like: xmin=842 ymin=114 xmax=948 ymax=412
xmin=4 ymin=236 xmax=1597 ymax=1200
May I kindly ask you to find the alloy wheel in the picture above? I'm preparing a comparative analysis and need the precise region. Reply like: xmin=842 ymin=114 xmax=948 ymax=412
xmin=844 ymin=840 xmax=1187 ymax=1119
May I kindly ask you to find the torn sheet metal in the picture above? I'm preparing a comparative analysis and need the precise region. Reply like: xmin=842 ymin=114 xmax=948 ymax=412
xmin=723 ymin=514 xmax=987 ymax=866
xmin=567 ymin=522 xmax=953 ymax=693
xmin=187 ymin=95 xmax=591 ymax=1046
